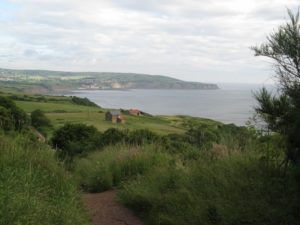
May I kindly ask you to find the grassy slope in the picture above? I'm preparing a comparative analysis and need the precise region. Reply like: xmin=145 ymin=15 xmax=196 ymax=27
xmin=14 ymin=98 xmax=186 ymax=135
xmin=0 ymin=133 xmax=89 ymax=225
xmin=74 ymin=143 xmax=298 ymax=225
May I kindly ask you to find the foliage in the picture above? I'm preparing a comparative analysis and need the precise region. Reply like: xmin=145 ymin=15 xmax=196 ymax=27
xmin=252 ymin=9 xmax=300 ymax=163
xmin=0 ymin=106 xmax=14 ymax=130
xmin=71 ymin=96 xmax=98 ymax=107
xmin=12 ymin=95 xmax=184 ymax=135
xmin=0 ymin=96 xmax=28 ymax=130
xmin=126 ymin=129 xmax=162 ymax=145
xmin=119 ymin=152 xmax=298 ymax=225
xmin=0 ymin=133 xmax=89 ymax=225
xmin=51 ymin=123 xmax=102 ymax=161
xmin=74 ymin=145 xmax=172 ymax=192
xmin=185 ymin=124 xmax=220 ymax=149
xmin=252 ymin=9 xmax=300 ymax=89
xmin=102 ymin=128 xmax=127 ymax=145
xmin=31 ymin=109 xmax=52 ymax=135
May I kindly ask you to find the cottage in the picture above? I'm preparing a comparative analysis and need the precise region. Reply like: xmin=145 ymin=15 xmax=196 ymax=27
xmin=105 ymin=110 xmax=125 ymax=123
xmin=129 ymin=109 xmax=141 ymax=116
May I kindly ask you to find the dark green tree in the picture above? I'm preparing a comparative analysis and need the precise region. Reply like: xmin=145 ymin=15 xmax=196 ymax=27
xmin=0 ymin=96 xmax=28 ymax=130
xmin=31 ymin=109 xmax=51 ymax=129
xmin=252 ymin=9 xmax=300 ymax=164
xmin=102 ymin=128 xmax=126 ymax=145
xmin=51 ymin=123 xmax=102 ymax=161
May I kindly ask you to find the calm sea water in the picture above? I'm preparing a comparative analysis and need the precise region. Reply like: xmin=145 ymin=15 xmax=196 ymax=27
xmin=70 ymin=83 xmax=271 ymax=126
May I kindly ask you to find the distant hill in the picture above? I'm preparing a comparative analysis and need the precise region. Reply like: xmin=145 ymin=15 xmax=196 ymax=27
xmin=0 ymin=68 xmax=219 ymax=93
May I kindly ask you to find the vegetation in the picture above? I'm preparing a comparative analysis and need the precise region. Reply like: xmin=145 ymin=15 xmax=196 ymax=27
xmin=0 ymin=68 xmax=219 ymax=93
xmin=0 ymin=129 xmax=88 ymax=224
xmin=74 ymin=145 xmax=172 ymax=192
xmin=0 ymin=98 xmax=90 ymax=225
xmin=2 ymin=92 xmax=184 ymax=135
xmin=119 ymin=151 xmax=298 ymax=225
xmin=252 ymin=9 xmax=300 ymax=164
xmin=31 ymin=109 xmax=52 ymax=136
xmin=0 ymin=88 xmax=298 ymax=225
xmin=71 ymin=121 xmax=298 ymax=225
xmin=71 ymin=96 xmax=98 ymax=107
xmin=0 ymin=96 xmax=28 ymax=130
xmin=252 ymin=9 xmax=300 ymax=216
xmin=0 ymin=133 xmax=89 ymax=225
xmin=51 ymin=123 xmax=102 ymax=161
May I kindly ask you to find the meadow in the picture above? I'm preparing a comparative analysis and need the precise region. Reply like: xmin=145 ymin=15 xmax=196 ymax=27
xmin=11 ymin=94 xmax=185 ymax=135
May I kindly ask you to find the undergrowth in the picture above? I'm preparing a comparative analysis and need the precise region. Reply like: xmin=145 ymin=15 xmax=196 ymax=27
xmin=0 ymin=133 xmax=89 ymax=225
xmin=74 ymin=144 xmax=172 ymax=192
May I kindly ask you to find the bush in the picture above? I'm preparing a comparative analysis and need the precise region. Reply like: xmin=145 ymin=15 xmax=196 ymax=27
xmin=71 ymin=96 xmax=98 ymax=107
xmin=0 ymin=133 xmax=89 ymax=225
xmin=51 ymin=123 xmax=102 ymax=161
xmin=0 ymin=96 xmax=28 ymax=130
xmin=119 ymin=152 xmax=299 ymax=225
xmin=31 ymin=109 xmax=52 ymax=136
xmin=74 ymin=144 xmax=172 ymax=192
xmin=127 ymin=129 xmax=162 ymax=145
xmin=102 ymin=128 xmax=127 ymax=146
xmin=0 ymin=106 xmax=14 ymax=130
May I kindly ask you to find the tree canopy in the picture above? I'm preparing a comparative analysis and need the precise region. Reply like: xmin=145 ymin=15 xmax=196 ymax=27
xmin=252 ymin=9 xmax=300 ymax=164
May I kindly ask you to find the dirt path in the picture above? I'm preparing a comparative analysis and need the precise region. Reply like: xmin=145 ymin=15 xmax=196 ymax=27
xmin=82 ymin=191 xmax=144 ymax=225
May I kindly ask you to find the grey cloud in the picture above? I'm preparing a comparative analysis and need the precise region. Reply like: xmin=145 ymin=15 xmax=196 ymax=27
xmin=0 ymin=0 xmax=298 ymax=83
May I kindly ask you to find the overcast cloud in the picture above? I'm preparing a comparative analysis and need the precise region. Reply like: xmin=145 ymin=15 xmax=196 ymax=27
xmin=0 ymin=0 xmax=299 ymax=83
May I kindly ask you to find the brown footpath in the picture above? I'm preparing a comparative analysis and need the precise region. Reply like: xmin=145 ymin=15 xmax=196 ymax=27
xmin=82 ymin=190 xmax=144 ymax=225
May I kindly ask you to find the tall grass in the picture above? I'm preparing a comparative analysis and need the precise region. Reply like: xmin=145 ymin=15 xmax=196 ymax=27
xmin=0 ymin=133 xmax=89 ymax=225
xmin=74 ymin=144 xmax=173 ymax=192
xmin=118 ymin=151 xmax=298 ymax=225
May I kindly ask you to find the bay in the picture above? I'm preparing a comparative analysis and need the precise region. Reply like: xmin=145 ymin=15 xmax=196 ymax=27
xmin=70 ymin=83 xmax=271 ymax=126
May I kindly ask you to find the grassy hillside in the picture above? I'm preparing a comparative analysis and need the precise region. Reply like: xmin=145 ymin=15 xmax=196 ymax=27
xmin=2 ymin=91 xmax=298 ymax=225
xmin=73 ymin=140 xmax=298 ymax=225
xmin=0 ymin=68 xmax=219 ymax=93
xmin=0 ymin=133 xmax=89 ymax=225
xmin=0 ymin=92 xmax=187 ymax=135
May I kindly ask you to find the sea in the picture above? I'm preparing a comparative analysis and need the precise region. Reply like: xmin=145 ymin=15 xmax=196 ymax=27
xmin=69 ymin=83 xmax=273 ymax=126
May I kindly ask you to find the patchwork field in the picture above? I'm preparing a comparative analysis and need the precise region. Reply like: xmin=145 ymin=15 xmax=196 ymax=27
xmin=10 ymin=95 xmax=186 ymax=135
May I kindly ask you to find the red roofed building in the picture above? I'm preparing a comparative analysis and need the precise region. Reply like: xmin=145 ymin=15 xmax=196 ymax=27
xmin=129 ymin=109 xmax=141 ymax=116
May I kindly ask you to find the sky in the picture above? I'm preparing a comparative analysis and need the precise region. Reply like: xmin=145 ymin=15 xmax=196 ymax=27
xmin=0 ymin=0 xmax=299 ymax=83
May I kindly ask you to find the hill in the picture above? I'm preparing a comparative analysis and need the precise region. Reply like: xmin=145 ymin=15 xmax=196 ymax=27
xmin=0 ymin=91 xmax=298 ymax=225
xmin=0 ymin=68 xmax=218 ymax=94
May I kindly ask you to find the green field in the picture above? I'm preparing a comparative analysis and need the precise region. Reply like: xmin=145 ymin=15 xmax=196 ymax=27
xmin=11 ymin=95 xmax=185 ymax=135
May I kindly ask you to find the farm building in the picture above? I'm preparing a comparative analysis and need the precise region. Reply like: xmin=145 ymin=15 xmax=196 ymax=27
xmin=105 ymin=110 xmax=125 ymax=123
xmin=129 ymin=109 xmax=141 ymax=116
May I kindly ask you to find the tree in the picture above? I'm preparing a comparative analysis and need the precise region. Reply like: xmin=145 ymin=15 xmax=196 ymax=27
xmin=31 ymin=109 xmax=51 ymax=129
xmin=252 ymin=9 xmax=300 ymax=91
xmin=0 ymin=96 xmax=28 ymax=130
xmin=51 ymin=123 xmax=102 ymax=161
xmin=252 ymin=9 xmax=300 ymax=164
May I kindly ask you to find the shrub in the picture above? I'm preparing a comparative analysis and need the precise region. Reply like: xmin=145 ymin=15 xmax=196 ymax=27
xmin=74 ymin=144 xmax=172 ymax=192
xmin=0 ymin=106 xmax=14 ymax=130
xmin=119 ymin=152 xmax=299 ymax=225
xmin=31 ymin=109 xmax=52 ymax=136
xmin=102 ymin=128 xmax=127 ymax=145
xmin=51 ymin=123 xmax=102 ymax=161
xmin=0 ymin=96 xmax=28 ymax=130
xmin=71 ymin=96 xmax=98 ymax=107
xmin=127 ymin=129 xmax=161 ymax=145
